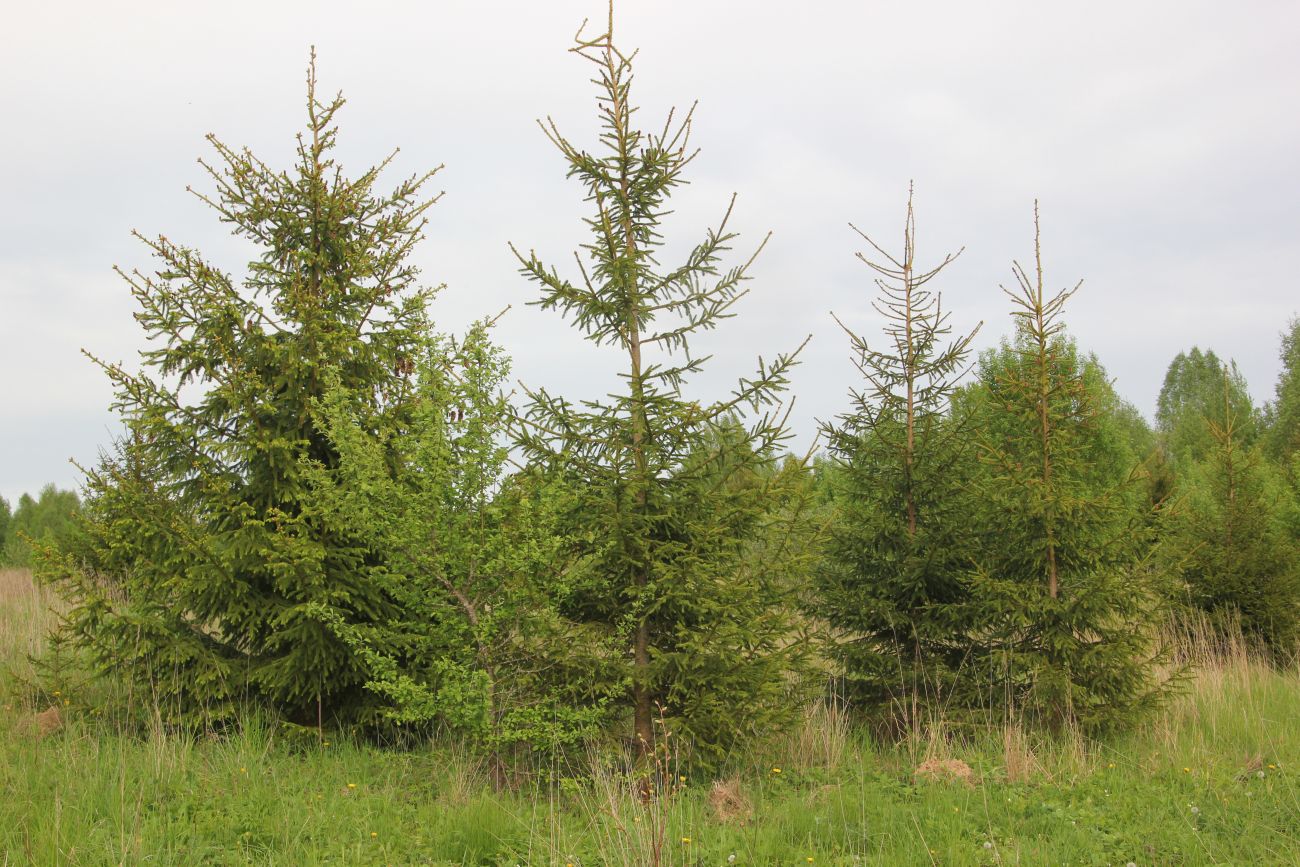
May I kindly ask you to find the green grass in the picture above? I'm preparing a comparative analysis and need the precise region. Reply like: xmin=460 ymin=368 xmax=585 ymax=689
xmin=3 ymin=567 xmax=1298 ymax=865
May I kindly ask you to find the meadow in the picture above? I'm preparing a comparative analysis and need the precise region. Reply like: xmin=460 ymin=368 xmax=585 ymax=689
xmin=2 ymin=567 xmax=1297 ymax=866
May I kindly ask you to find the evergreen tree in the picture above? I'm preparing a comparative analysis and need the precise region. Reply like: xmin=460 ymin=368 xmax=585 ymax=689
xmin=964 ymin=206 xmax=1169 ymax=732
xmin=817 ymin=187 xmax=983 ymax=726
xmin=42 ymin=55 xmax=441 ymax=724
xmin=1164 ymin=376 xmax=1300 ymax=657
xmin=512 ymin=9 xmax=815 ymax=768
xmin=1156 ymin=347 xmax=1256 ymax=464
xmin=1265 ymin=316 xmax=1300 ymax=466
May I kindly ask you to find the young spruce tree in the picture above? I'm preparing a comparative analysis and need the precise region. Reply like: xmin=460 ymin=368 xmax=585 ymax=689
xmin=818 ymin=187 xmax=982 ymax=726
xmin=965 ymin=206 xmax=1170 ymax=732
xmin=512 ymin=10 xmax=814 ymax=768
xmin=42 ymin=55 xmax=439 ymax=725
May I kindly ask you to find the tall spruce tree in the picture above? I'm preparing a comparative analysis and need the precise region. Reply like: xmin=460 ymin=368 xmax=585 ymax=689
xmin=512 ymin=9 xmax=814 ymax=767
xmin=818 ymin=187 xmax=982 ymax=725
xmin=1164 ymin=375 xmax=1300 ymax=657
xmin=964 ymin=206 xmax=1169 ymax=731
xmin=42 ymin=55 xmax=441 ymax=724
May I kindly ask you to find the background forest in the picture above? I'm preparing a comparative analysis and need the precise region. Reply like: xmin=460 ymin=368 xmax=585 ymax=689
xmin=2 ymin=7 xmax=1299 ymax=865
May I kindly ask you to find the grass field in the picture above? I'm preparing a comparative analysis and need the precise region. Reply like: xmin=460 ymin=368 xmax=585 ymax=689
xmin=2 ymin=566 xmax=1297 ymax=866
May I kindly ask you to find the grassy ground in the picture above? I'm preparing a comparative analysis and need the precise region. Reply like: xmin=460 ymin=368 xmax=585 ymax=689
xmin=2 ymin=566 xmax=1297 ymax=866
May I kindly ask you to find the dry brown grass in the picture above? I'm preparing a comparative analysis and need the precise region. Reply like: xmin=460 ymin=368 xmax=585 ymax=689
xmin=0 ymin=568 xmax=59 ymax=667
xmin=1000 ymin=722 xmax=1043 ymax=784
xmin=778 ymin=698 xmax=852 ymax=771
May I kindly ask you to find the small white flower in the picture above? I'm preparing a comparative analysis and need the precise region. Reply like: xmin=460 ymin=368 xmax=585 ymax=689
xmin=1257 ymin=770 xmax=1266 ymax=779
xmin=1190 ymin=804 xmax=1200 ymax=815
xmin=983 ymin=841 xmax=993 ymax=850
xmin=728 ymin=856 xmax=736 ymax=864
xmin=1126 ymin=862 xmax=1137 ymax=867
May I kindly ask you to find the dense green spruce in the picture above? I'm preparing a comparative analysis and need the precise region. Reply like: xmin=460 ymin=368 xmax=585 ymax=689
xmin=41 ymin=56 xmax=441 ymax=724
xmin=818 ymin=187 xmax=982 ymax=726
xmin=962 ymin=207 xmax=1171 ymax=731
xmin=511 ymin=11 xmax=816 ymax=767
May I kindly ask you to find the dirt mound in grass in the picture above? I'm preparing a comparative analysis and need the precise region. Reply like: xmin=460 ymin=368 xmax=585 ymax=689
xmin=913 ymin=757 xmax=976 ymax=786
xmin=14 ymin=705 xmax=63 ymax=739
xmin=708 ymin=778 xmax=752 ymax=824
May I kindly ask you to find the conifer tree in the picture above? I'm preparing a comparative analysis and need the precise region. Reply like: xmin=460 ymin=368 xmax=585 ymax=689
xmin=817 ymin=187 xmax=982 ymax=724
xmin=42 ymin=54 xmax=441 ymax=724
xmin=965 ymin=206 xmax=1169 ymax=731
xmin=1164 ymin=376 xmax=1300 ymax=657
xmin=512 ymin=9 xmax=814 ymax=767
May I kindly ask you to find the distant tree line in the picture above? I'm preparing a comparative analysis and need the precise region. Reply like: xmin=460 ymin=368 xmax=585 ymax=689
xmin=31 ymin=11 xmax=1300 ymax=779
xmin=0 ymin=485 xmax=80 ymax=568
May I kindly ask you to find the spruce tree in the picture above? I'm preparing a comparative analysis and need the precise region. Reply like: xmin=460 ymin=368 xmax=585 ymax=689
xmin=42 ymin=55 xmax=441 ymax=724
xmin=817 ymin=186 xmax=982 ymax=725
xmin=1164 ymin=376 xmax=1300 ymax=657
xmin=512 ymin=9 xmax=814 ymax=767
xmin=965 ymin=206 xmax=1169 ymax=731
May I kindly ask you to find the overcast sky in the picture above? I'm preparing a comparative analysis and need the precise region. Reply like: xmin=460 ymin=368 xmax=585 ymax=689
xmin=2 ymin=0 xmax=1298 ymax=505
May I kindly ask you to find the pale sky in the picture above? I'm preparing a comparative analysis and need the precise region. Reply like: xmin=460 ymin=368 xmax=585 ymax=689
xmin=3 ymin=0 xmax=1298 ymax=505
